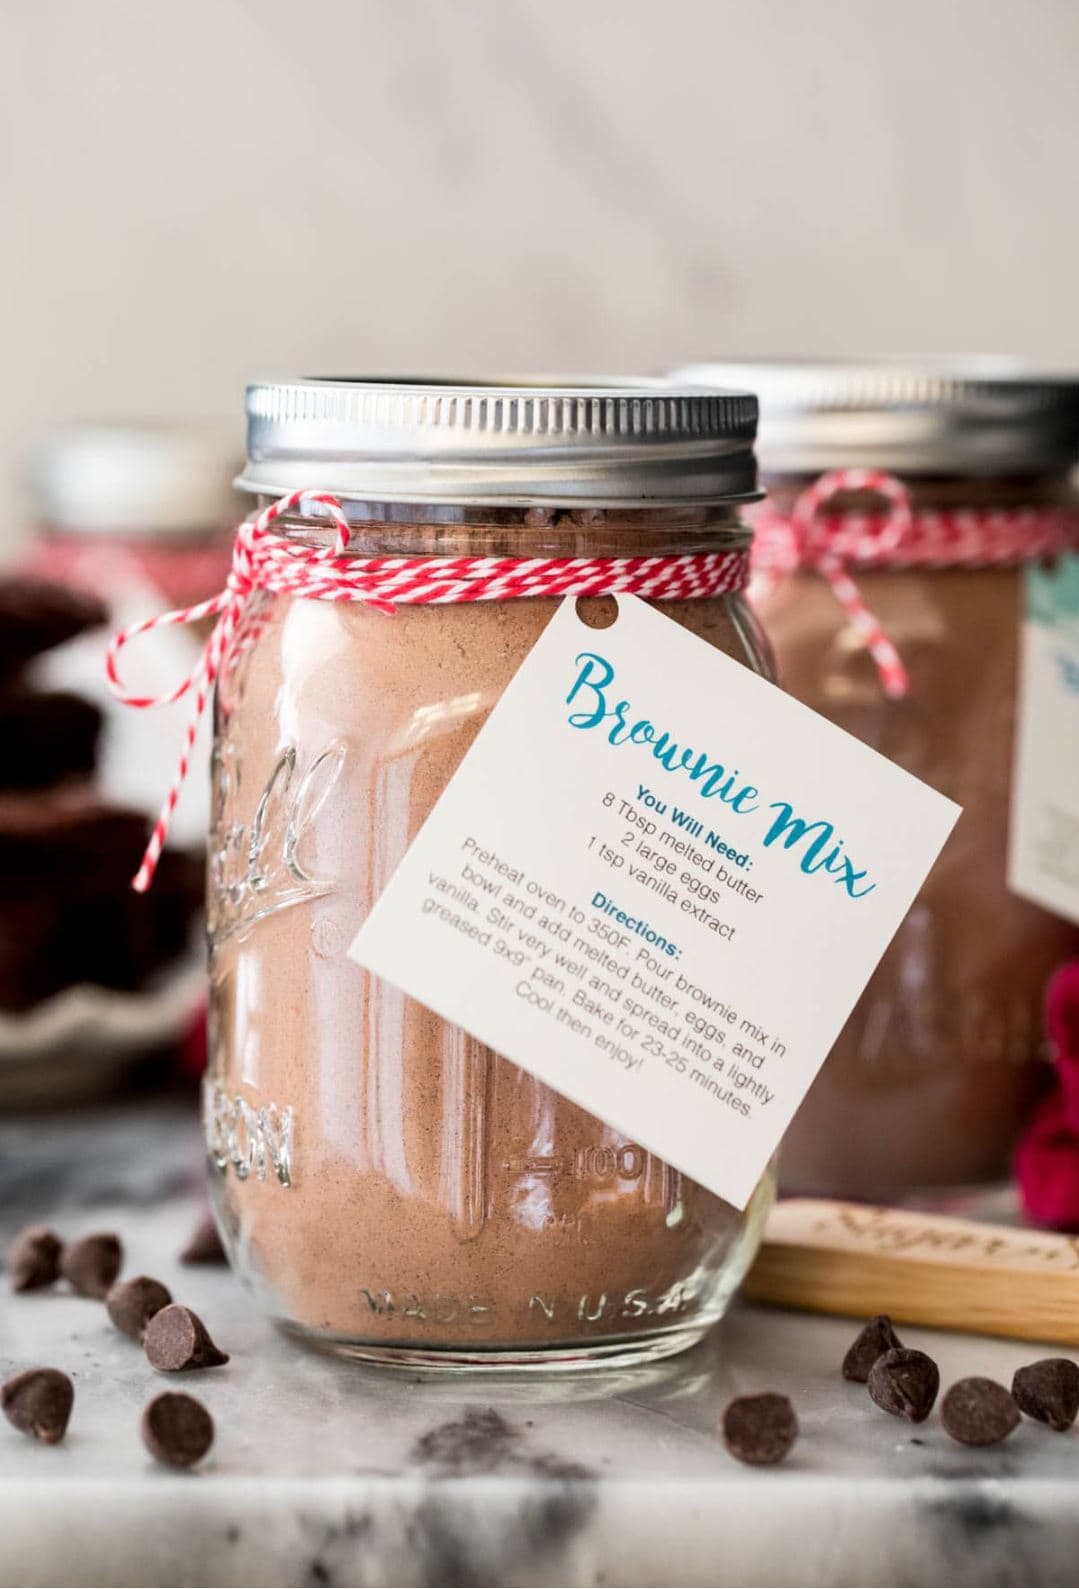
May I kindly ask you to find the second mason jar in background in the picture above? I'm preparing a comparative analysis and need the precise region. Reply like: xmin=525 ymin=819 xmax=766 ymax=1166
xmin=27 ymin=424 xmax=238 ymax=608
xmin=679 ymin=359 xmax=1079 ymax=1198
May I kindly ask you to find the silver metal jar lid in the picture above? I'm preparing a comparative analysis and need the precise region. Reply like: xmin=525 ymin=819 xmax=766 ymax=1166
xmin=673 ymin=358 xmax=1079 ymax=476
xmin=237 ymin=377 xmax=759 ymax=506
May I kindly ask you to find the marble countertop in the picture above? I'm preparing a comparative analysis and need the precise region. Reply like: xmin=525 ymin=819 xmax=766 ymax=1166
xmin=1 ymin=1099 xmax=1077 ymax=1589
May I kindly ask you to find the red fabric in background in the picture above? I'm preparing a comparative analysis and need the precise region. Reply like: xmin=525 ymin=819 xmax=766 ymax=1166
xmin=177 ymin=999 xmax=208 ymax=1082
xmin=1016 ymin=963 xmax=1079 ymax=1231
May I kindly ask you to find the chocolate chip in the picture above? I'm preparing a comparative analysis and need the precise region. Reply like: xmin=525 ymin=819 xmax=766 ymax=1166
xmin=180 ymin=1213 xmax=227 ymax=1267
xmin=144 ymin=1304 xmax=229 ymax=1372
xmin=106 ymin=1276 xmax=172 ymax=1342
xmin=59 ymin=1232 xmax=122 ymax=1299
xmin=867 ymin=1348 xmax=940 ymax=1423
xmin=141 ymin=1392 xmax=214 ymax=1469
xmin=1 ymin=1369 xmax=73 ymax=1444
xmin=7 ymin=1225 xmax=62 ymax=1292
xmin=721 ymin=1393 xmax=799 ymax=1466
xmin=941 ymin=1377 xmax=1021 ymax=1446
xmin=1012 ymin=1359 xmax=1079 ymax=1432
xmin=842 ymin=1314 xmax=903 ymax=1382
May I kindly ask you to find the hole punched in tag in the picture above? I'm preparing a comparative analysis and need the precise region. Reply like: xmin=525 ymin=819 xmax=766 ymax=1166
xmin=574 ymin=594 xmax=620 ymax=631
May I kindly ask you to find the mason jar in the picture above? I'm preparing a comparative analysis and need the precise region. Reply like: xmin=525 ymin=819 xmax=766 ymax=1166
xmin=205 ymin=378 xmax=777 ymax=1369
xmin=26 ymin=424 xmax=237 ymax=607
xmin=679 ymin=359 xmax=1079 ymax=1198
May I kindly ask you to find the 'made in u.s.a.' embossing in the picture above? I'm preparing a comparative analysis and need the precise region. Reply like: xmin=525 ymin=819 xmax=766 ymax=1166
xmin=353 ymin=1279 xmax=701 ymax=1329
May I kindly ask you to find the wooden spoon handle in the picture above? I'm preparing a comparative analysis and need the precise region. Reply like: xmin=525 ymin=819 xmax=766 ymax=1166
xmin=742 ymin=1198 xmax=1079 ymax=1344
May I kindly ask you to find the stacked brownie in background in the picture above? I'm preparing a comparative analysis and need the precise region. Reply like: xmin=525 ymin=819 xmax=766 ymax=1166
xmin=0 ymin=577 xmax=104 ymax=788
xmin=0 ymin=577 xmax=202 ymax=1013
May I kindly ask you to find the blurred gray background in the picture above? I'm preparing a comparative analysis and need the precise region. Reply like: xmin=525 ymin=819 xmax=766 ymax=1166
xmin=1 ymin=0 xmax=1077 ymax=536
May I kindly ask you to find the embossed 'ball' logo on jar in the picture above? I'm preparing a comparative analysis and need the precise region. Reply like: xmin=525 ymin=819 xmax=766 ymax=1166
xmin=209 ymin=740 xmax=347 ymax=944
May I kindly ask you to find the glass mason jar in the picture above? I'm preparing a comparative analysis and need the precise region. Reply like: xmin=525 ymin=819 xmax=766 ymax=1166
xmin=205 ymin=378 xmax=777 ymax=1369
xmin=679 ymin=360 xmax=1079 ymax=1198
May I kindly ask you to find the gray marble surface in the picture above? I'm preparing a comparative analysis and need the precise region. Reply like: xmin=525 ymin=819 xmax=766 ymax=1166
xmin=1 ymin=1100 xmax=1077 ymax=1588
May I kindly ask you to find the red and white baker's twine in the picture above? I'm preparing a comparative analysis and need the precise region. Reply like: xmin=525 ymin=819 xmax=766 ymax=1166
xmin=106 ymin=488 xmax=751 ymax=890
xmin=109 ymin=478 xmax=1079 ymax=891
xmin=751 ymin=468 xmax=1079 ymax=700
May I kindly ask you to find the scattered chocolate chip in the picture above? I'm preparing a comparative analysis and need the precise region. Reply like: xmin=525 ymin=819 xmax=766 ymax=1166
xmin=7 ymin=1225 xmax=62 ymax=1292
xmin=59 ymin=1232 xmax=122 ymax=1299
xmin=141 ymin=1392 xmax=214 ymax=1469
xmin=867 ymin=1348 xmax=940 ymax=1423
xmin=721 ymin=1393 xmax=799 ymax=1466
xmin=941 ymin=1377 xmax=1021 ymax=1447
xmin=180 ymin=1213 xmax=227 ymax=1267
xmin=1012 ymin=1358 xmax=1079 ymax=1432
xmin=106 ymin=1276 xmax=173 ymax=1342
xmin=842 ymin=1314 xmax=903 ymax=1382
xmin=1 ymin=1368 xmax=74 ymax=1444
xmin=144 ymin=1304 xmax=229 ymax=1372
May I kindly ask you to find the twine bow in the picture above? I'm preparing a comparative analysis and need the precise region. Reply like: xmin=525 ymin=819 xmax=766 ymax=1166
xmin=106 ymin=488 xmax=751 ymax=890
xmin=751 ymin=468 xmax=914 ymax=699
xmin=752 ymin=466 xmax=1079 ymax=700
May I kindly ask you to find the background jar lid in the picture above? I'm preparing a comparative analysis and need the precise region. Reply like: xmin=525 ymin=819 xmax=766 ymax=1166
xmin=31 ymin=424 xmax=240 ymax=538
xmin=673 ymin=358 xmax=1079 ymax=477
xmin=237 ymin=377 xmax=760 ymax=507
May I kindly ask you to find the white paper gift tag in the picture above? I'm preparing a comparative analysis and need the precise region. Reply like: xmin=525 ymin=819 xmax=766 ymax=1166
xmin=1009 ymin=555 xmax=1079 ymax=925
xmin=350 ymin=596 xmax=959 ymax=1209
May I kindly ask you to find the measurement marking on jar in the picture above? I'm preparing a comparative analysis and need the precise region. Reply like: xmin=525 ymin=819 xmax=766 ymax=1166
xmin=501 ymin=1155 xmax=565 ymax=1177
xmin=500 ymin=1144 xmax=647 ymax=1182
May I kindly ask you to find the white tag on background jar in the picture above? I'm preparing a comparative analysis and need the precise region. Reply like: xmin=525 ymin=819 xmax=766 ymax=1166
xmin=1009 ymin=556 xmax=1079 ymax=925
xmin=349 ymin=596 xmax=959 ymax=1210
